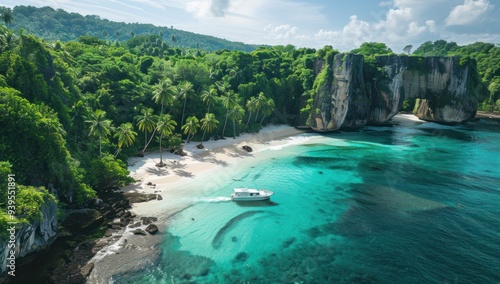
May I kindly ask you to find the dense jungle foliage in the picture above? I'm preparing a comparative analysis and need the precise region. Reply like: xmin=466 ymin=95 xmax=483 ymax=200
xmin=1 ymin=5 xmax=499 ymax=239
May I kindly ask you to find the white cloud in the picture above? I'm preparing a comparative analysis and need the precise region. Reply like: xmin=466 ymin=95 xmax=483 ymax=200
xmin=425 ymin=20 xmax=437 ymax=33
xmin=445 ymin=0 xmax=493 ymax=26
xmin=307 ymin=4 xmax=433 ymax=51
xmin=186 ymin=0 xmax=231 ymax=18
xmin=264 ymin=24 xmax=299 ymax=39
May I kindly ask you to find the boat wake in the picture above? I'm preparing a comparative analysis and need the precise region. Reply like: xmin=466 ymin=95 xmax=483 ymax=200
xmin=194 ymin=196 xmax=232 ymax=203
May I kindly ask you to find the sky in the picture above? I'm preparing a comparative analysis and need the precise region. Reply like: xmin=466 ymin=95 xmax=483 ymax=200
xmin=3 ymin=0 xmax=500 ymax=52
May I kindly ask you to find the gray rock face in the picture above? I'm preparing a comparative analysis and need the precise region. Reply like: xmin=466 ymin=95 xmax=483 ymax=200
xmin=377 ymin=56 xmax=479 ymax=123
xmin=0 ymin=199 xmax=58 ymax=273
xmin=367 ymin=56 xmax=409 ymax=123
xmin=308 ymin=54 xmax=480 ymax=131
xmin=309 ymin=53 xmax=368 ymax=131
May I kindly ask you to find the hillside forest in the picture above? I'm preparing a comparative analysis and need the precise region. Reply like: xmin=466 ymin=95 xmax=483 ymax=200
xmin=1 ymin=6 xmax=500 ymax=241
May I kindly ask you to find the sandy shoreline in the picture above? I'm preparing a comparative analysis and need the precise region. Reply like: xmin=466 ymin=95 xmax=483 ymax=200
xmin=87 ymin=124 xmax=306 ymax=282
xmin=125 ymin=124 xmax=307 ymax=216
xmin=87 ymin=114 xmax=427 ymax=282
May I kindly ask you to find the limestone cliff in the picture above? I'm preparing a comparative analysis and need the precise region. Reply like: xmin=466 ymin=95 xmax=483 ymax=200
xmin=367 ymin=56 xmax=408 ymax=123
xmin=377 ymin=56 xmax=479 ymax=123
xmin=308 ymin=53 xmax=369 ymax=131
xmin=0 ymin=199 xmax=58 ymax=274
xmin=307 ymin=54 xmax=480 ymax=131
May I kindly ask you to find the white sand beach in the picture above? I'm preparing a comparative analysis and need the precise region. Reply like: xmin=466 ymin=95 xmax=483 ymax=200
xmin=87 ymin=124 xmax=307 ymax=283
xmin=390 ymin=113 xmax=426 ymax=126
xmin=124 ymin=124 xmax=307 ymax=216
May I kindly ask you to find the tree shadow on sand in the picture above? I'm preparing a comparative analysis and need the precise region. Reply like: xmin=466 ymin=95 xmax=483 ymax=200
xmin=194 ymin=151 xmax=229 ymax=166
xmin=169 ymin=160 xmax=187 ymax=169
xmin=173 ymin=169 xmax=194 ymax=178
xmin=225 ymin=149 xmax=254 ymax=158
xmin=145 ymin=166 xmax=169 ymax=176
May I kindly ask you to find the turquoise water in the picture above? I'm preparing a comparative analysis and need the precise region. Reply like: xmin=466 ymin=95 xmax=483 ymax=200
xmin=115 ymin=120 xmax=500 ymax=283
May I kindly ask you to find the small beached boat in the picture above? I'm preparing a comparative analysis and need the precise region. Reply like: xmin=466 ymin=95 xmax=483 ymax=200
xmin=231 ymin=187 xmax=274 ymax=201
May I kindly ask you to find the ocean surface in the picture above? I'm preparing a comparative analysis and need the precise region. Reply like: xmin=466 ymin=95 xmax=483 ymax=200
xmin=114 ymin=119 xmax=500 ymax=283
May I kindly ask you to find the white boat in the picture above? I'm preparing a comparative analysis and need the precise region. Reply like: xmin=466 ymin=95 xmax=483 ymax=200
xmin=231 ymin=187 xmax=274 ymax=201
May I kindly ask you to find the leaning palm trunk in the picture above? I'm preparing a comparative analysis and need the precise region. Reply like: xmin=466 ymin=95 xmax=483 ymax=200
xmin=181 ymin=97 xmax=187 ymax=130
xmin=143 ymin=131 xmax=148 ymax=152
xmin=245 ymin=111 xmax=252 ymax=127
xmin=260 ymin=115 xmax=267 ymax=126
xmin=140 ymin=127 xmax=157 ymax=155
xmin=221 ymin=109 xmax=229 ymax=137
xmin=158 ymin=133 xmax=165 ymax=167
xmin=114 ymin=147 xmax=122 ymax=158
xmin=233 ymin=120 xmax=237 ymax=139
xmin=99 ymin=138 xmax=102 ymax=158
xmin=199 ymin=130 xmax=207 ymax=146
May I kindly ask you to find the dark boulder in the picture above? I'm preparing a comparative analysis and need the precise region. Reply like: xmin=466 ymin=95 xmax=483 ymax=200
xmin=129 ymin=222 xmax=142 ymax=229
xmin=124 ymin=192 xmax=157 ymax=203
xmin=145 ymin=224 xmax=159 ymax=234
xmin=242 ymin=145 xmax=253 ymax=152
xmin=132 ymin=229 xmax=147 ymax=236
xmin=140 ymin=217 xmax=158 ymax=225
xmin=104 ymin=229 xmax=113 ymax=237
xmin=81 ymin=262 xmax=94 ymax=279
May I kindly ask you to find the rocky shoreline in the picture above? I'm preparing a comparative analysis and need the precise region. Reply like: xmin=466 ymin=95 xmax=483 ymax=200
xmin=54 ymin=192 xmax=163 ymax=284
xmin=0 ymin=191 xmax=163 ymax=284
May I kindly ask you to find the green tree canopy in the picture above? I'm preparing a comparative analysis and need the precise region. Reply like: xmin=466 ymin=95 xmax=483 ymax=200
xmin=351 ymin=42 xmax=394 ymax=57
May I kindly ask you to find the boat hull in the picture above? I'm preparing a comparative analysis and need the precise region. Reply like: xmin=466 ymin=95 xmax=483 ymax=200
xmin=230 ymin=194 xmax=271 ymax=201
xmin=230 ymin=188 xmax=274 ymax=202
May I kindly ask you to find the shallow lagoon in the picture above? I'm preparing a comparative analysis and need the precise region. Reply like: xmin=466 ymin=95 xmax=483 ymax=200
xmin=115 ymin=119 xmax=500 ymax=283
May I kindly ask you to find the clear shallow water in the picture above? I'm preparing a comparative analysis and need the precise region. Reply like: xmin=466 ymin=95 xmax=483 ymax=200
xmin=115 ymin=120 xmax=500 ymax=283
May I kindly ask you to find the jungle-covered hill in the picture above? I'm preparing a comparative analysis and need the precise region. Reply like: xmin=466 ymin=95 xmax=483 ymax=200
xmin=3 ymin=5 xmax=260 ymax=52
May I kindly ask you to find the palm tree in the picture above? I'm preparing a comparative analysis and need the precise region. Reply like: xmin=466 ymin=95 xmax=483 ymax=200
xmin=181 ymin=116 xmax=200 ymax=143
xmin=245 ymin=97 xmax=258 ymax=127
xmin=254 ymin=92 xmax=267 ymax=122
xmin=1 ymin=8 xmax=13 ymax=25
xmin=71 ymin=100 xmax=88 ymax=143
xmin=85 ymin=109 xmax=113 ymax=158
xmin=178 ymin=81 xmax=194 ymax=128
xmin=135 ymin=108 xmax=158 ymax=155
xmin=0 ymin=26 xmax=15 ymax=52
xmin=114 ymin=123 xmax=137 ymax=157
xmin=216 ymin=81 xmax=236 ymax=138
xmin=156 ymin=114 xmax=177 ymax=167
xmin=228 ymin=105 xmax=245 ymax=139
xmin=201 ymin=87 xmax=218 ymax=113
xmin=152 ymin=78 xmax=175 ymax=116
xmin=198 ymin=113 xmax=219 ymax=148
xmin=259 ymin=98 xmax=275 ymax=126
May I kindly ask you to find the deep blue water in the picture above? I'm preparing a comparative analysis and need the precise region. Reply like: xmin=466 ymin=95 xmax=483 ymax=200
xmin=115 ymin=119 xmax=500 ymax=283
